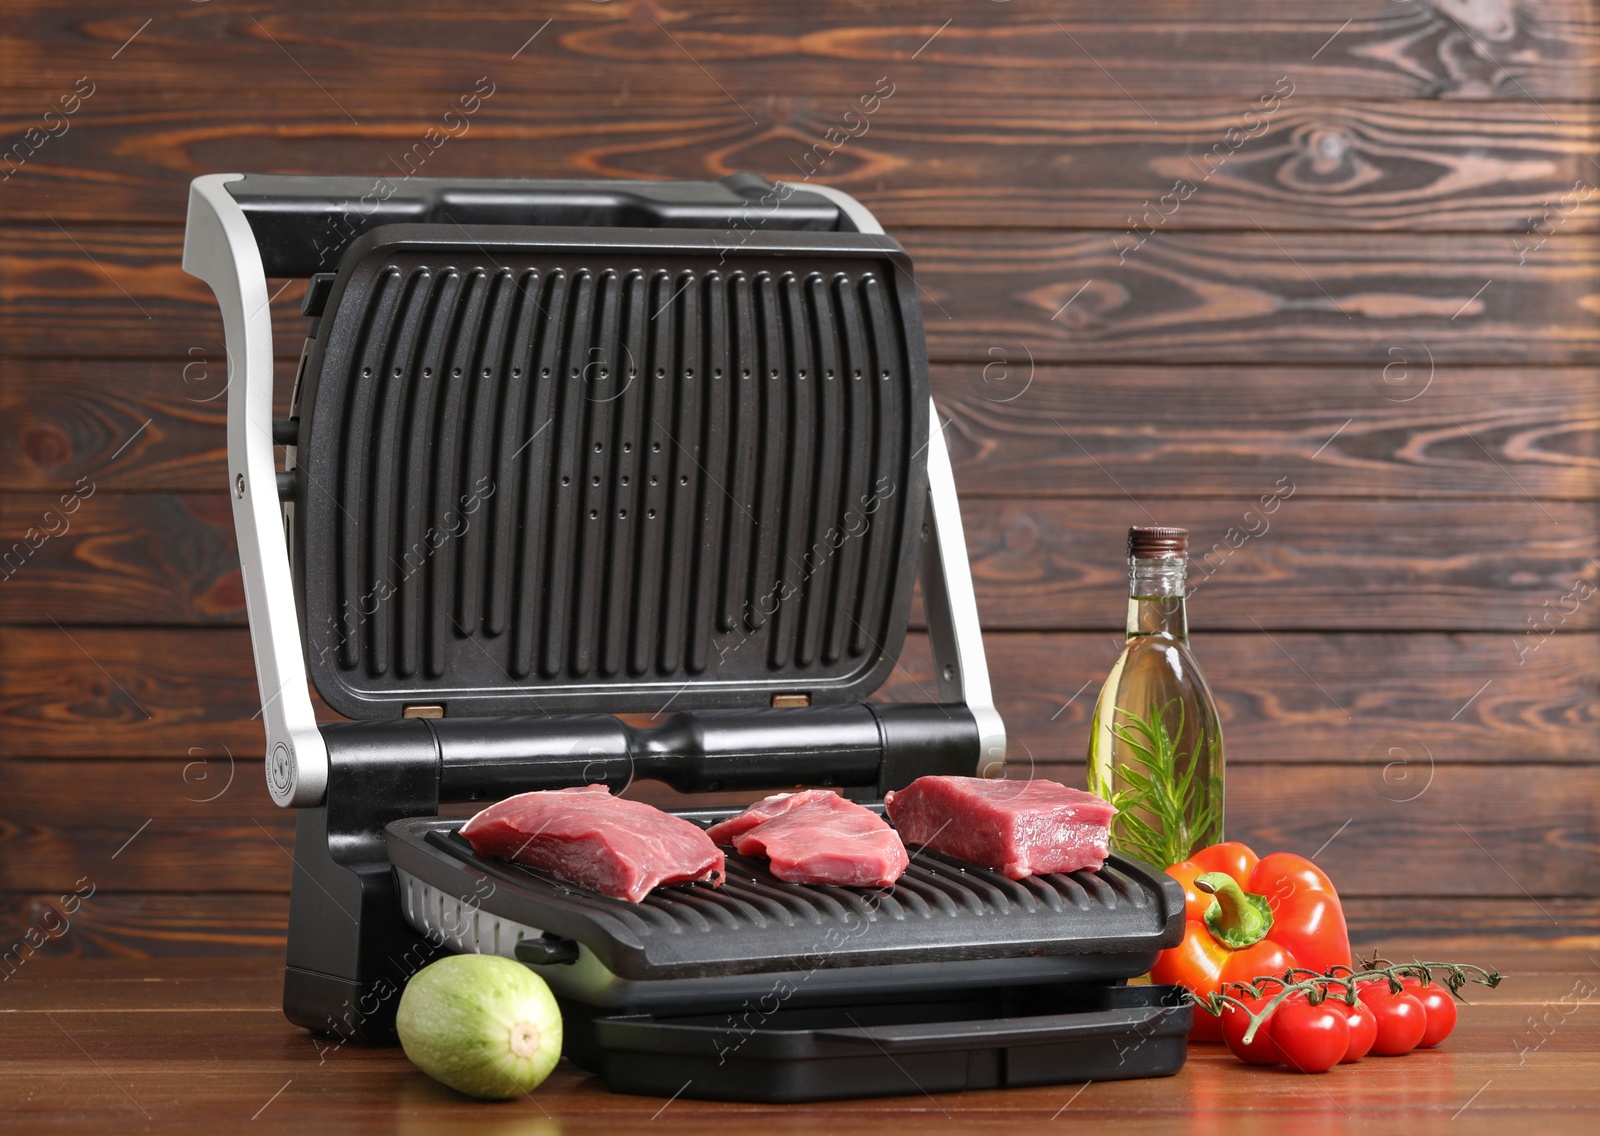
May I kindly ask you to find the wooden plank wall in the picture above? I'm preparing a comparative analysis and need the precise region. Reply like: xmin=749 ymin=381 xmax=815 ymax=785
xmin=1 ymin=1 xmax=1596 ymax=960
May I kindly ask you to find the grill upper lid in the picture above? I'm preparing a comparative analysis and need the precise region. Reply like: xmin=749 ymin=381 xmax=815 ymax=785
xmin=294 ymin=223 xmax=930 ymax=719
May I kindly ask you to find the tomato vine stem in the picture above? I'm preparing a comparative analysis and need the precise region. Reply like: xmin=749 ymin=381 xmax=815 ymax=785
xmin=1189 ymin=959 xmax=1503 ymax=1045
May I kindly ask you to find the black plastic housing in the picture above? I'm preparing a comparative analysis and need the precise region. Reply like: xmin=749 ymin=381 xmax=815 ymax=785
xmin=281 ymin=721 xmax=442 ymax=1044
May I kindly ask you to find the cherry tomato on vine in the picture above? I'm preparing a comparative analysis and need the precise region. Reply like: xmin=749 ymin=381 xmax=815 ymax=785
xmin=1411 ymin=985 xmax=1458 ymax=1047
xmin=1337 ymin=998 xmax=1377 ymax=1063
xmin=1270 ymin=997 xmax=1350 ymax=1074
xmin=1358 ymin=986 xmax=1427 ymax=1055
xmin=1222 ymin=996 xmax=1279 ymax=1065
xmin=1391 ymin=976 xmax=1460 ymax=1047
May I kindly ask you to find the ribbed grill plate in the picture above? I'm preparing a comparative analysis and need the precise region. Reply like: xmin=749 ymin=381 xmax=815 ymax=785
xmin=385 ymin=814 xmax=1186 ymax=982
xmin=296 ymin=226 xmax=928 ymax=718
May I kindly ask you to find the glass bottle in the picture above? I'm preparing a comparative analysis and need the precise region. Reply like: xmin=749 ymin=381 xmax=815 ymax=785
xmin=1087 ymin=526 xmax=1224 ymax=867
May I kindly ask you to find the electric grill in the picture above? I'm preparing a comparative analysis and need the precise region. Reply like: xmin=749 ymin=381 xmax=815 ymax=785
xmin=183 ymin=172 xmax=1190 ymax=1101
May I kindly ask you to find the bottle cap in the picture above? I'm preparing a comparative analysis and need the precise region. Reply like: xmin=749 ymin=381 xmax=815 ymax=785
xmin=1128 ymin=526 xmax=1188 ymax=559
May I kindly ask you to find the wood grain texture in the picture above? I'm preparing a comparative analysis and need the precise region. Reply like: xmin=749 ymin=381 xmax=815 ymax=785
xmin=0 ymin=628 xmax=1593 ymax=767
xmin=6 ymin=892 xmax=1593 ymax=962
xmin=0 ymin=0 xmax=1594 ymax=948
xmin=0 ymin=627 xmax=293 ymax=758
xmin=2 ymin=0 xmax=1592 ymax=99
xmin=0 ymin=1019 xmax=1596 ymax=1136
xmin=0 ymin=758 xmax=294 ymax=894
xmin=2 ymin=90 xmax=1594 ymax=233
xmin=5 ymin=226 xmax=1595 ymax=364
xmin=908 ymin=229 xmax=1600 ymax=365
xmin=0 ymin=226 xmax=230 ymax=355
xmin=2 ymin=954 xmax=1596 ymax=1135
xmin=5 ymin=490 xmax=1594 ymax=632
xmin=0 ymin=357 xmax=287 ymax=493
xmin=0 ymin=892 xmax=290 ymax=961
xmin=935 ymin=364 xmax=1600 ymax=501
xmin=6 ymin=360 xmax=1595 ymax=501
xmin=0 ymin=757 xmax=1594 ymax=896
xmin=947 ymin=498 xmax=1600 ymax=632
xmin=0 ymin=492 xmax=242 ymax=624
xmin=886 ymin=631 xmax=1600 ymax=768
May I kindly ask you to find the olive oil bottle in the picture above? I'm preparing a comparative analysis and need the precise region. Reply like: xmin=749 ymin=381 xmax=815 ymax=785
xmin=1087 ymin=526 xmax=1224 ymax=867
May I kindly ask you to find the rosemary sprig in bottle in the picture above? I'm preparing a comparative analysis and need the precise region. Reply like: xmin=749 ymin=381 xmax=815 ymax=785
xmin=1092 ymin=699 xmax=1223 ymax=869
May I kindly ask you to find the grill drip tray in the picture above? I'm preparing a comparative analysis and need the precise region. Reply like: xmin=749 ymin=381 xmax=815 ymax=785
xmin=567 ymin=984 xmax=1192 ymax=1102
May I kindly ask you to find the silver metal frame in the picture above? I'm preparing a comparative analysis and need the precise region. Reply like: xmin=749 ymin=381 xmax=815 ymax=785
xmin=183 ymin=174 xmax=328 ymax=807
xmin=182 ymin=174 xmax=1006 ymax=809
xmin=919 ymin=406 xmax=1008 ymax=776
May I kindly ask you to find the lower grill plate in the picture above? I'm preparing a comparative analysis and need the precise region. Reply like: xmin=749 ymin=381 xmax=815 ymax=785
xmin=385 ymin=808 xmax=1185 ymax=986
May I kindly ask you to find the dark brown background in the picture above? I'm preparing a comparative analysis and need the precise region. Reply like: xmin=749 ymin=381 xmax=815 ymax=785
xmin=1 ymin=1 xmax=1596 ymax=961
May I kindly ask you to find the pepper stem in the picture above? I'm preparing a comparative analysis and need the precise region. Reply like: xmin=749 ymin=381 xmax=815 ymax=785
xmin=1195 ymin=872 xmax=1274 ymax=950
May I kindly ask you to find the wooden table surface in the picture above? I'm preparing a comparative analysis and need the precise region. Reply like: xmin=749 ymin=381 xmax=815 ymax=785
xmin=3 ymin=945 xmax=1596 ymax=1135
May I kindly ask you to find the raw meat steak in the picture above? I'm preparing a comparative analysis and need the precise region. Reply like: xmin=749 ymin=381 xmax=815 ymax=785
xmin=710 ymin=791 xmax=909 ymax=888
xmin=705 ymin=789 xmax=836 ymax=844
xmin=460 ymin=784 xmax=724 ymax=903
xmin=884 ymin=776 xmax=1115 ymax=879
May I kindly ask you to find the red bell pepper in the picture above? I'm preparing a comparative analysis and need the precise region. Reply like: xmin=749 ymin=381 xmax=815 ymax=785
xmin=1151 ymin=841 xmax=1351 ymax=1040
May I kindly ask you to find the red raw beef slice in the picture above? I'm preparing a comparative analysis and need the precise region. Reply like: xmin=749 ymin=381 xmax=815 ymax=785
xmin=460 ymin=784 xmax=724 ymax=903
xmin=884 ymin=776 xmax=1116 ymax=879
xmin=705 ymin=788 xmax=836 ymax=844
xmin=711 ymin=790 xmax=909 ymax=888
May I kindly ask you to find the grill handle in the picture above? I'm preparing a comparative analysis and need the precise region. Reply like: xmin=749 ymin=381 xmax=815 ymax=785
xmin=428 ymin=703 xmax=978 ymax=801
xmin=223 ymin=173 xmax=843 ymax=276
